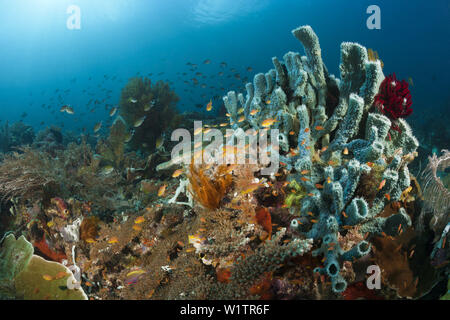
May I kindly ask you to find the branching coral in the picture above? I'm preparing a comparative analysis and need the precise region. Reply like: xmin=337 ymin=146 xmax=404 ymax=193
xmin=198 ymin=229 xmax=313 ymax=300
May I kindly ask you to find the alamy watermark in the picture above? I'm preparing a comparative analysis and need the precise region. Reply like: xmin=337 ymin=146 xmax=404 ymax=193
xmin=170 ymin=121 xmax=280 ymax=176
xmin=366 ymin=5 xmax=381 ymax=30
xmin=366 ymin=265 xmax=381 ymax=289
xmin=67 ymin=5 xmax=81 ymax=30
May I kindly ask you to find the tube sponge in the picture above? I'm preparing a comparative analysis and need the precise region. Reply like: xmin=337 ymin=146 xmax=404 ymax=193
xmin=342 ymin=240 xmax=371 ymax=261
xmin=291 ymin=25 xmax=326 ymax=101
xmin=360 ymin=207 xmax=412 ymax=236
xmin=331 ymin=274 xmax=348 ymax=293
xmin=346 ymin=197 xmax=369 ymax=225
xmin=339 ymin=42 xmax=367 ymax=97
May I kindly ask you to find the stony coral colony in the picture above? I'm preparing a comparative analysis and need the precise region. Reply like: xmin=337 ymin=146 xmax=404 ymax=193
xmin=0 ymin=25 xmax=448 ymax=301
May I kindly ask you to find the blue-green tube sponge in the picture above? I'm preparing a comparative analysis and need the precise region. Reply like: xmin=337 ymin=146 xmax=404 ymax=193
xmin=331 ymin=274 xmax=348 ymax=293
xmin=346 ymin=197 xmax=369 ymax=225
xmin=342 ymin=240 xmax=371 ymax=261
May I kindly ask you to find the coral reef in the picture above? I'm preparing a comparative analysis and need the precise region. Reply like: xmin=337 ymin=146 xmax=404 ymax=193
xmin=222 ymin=25 xmax=419 ymax=293
xmin=0 ymin=25 xmax=442 ymax=301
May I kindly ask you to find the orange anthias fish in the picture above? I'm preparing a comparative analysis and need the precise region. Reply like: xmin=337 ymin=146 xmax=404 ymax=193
xmin=206 ymin=100 xmax=213 ymax=111
xmin=241 ymin=183 xmax=262 ymax=195
xmin=315 ymin=125 xmax=325 ymax=131
xmin=135 ymin=216 xmax=145 ymax=224
xmin=378 ymin=179 xmax=386 ymax=190
xmin=261 ymin=118 xmax=277 ymax=127
xmin=158 ymin=184 xmax=167 ymax=197
xmin=126 ymin=268 xmax=146 ymax=277
xmin=108 ymin=237 xmax=119 ymax=244
xmin=54 ymin=271 xmax=70 ymax=280
xmin=172 ymin=169 xmax=184 ymax=178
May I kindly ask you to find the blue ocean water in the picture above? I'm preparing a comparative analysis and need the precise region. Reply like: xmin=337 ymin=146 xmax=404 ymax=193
xmin=0 ymin=0 xmax=449 ymax=150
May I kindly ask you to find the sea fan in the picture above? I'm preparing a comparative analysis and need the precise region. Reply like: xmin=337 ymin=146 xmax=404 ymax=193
xmin=420 ymin=149 xmax=450 ymax=233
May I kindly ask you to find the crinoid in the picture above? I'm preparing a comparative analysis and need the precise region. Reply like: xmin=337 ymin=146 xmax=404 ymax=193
xmin=373 ymin=73 xmax=413 ymax=132
xmin=420 ymin=149 xmax=450 ymax=233
xmin=187 ymin=162 xmax=232 ymax=210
